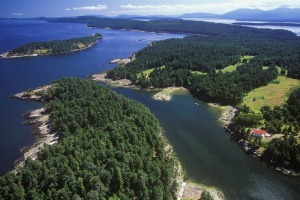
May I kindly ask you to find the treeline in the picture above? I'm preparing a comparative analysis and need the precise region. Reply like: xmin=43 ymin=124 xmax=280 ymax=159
xmin=188 ymin=63 xmax=278 ymax=104
xmin=49 ymin=16 xmax=296 ymax=37
xmin=49 ymin=17 xmax=300 ymax=76
xmin=0 ymin=78 xmax=176 ymax=199
xmin=7 ymin=33 xmax=102 ymax=57
xmin=107 ymin=34 xmax=300 ymax=80
xmin=107 ymin=33 xmax=297 ymax=104
xmin=261 ymin=88 xmax=300 ymax=171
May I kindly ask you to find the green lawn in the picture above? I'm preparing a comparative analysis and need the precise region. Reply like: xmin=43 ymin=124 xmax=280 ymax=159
xmin=191 ymin=71 xmax=207 ymax=75
xmin=217 ymin=63 xmax=241 ymax=73
xmin=243 ymin=76 xmax=300 ymax=112
xmin=137 ymin=66 xmax=166 ymax=78
xmin=240 ymin=55 xmax=254 ymax=61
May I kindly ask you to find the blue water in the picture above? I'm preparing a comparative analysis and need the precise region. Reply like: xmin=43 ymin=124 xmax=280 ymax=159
xmin=0 ymin=20 xmax=300 ymax=200
xmin=0 ymin=20 xmax=184 ymax=175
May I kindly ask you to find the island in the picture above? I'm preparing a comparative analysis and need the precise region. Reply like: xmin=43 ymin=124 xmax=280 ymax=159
xmin=0 ymin=33 xmax=102 ymax=58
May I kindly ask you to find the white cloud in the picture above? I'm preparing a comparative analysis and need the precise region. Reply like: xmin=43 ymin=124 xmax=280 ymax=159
xmin=66 ymin=5 xmax=108 ymax=11
xmin=12 ymin=12 xmax=24 ymax=16
xmin=120 ymin=1 xmax=300 ymax=15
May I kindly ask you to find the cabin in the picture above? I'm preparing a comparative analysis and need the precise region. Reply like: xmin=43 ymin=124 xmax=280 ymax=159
xmin=252 ymin=129 xmax=270 ymax=138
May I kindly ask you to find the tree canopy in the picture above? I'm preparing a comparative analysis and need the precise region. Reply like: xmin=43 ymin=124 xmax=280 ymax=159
xmin=7 ymin=33 xmax=102 ymax=57
xmin=0 ymin=78 xmax=176 ymax=199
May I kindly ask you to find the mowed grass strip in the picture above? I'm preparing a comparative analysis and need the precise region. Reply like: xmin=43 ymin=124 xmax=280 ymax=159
xmin=243 ymin=76 xmax=300 ymax=112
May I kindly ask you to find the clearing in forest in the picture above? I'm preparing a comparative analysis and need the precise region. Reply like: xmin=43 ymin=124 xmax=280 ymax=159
xmin=243 ymin=76 xmax=300 ymax=112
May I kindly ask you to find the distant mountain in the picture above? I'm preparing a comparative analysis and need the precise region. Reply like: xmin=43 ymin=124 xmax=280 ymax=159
xmin=82 ymin=14 xmax=108 ymax=18
xmin=180 ymin=12 xmax=220 ymax=18
xmin=221 ymin=9 xmax=265 ymax=20
xmin=116 ymin=14 xmax=177 ymax=20
xmin=181 ymin=8 xmax=300 ymax=22
xmin=222 ymin=8 xmax=300 ymax=21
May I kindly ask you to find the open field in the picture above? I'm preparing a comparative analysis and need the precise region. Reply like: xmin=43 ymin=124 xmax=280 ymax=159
xmin=243 ymin=76 xmax=300 ymax=112
xmin=137 ymin=66 xmax=166 ymax=78
xmin=192 ymin=55 xmax=254 ymax=74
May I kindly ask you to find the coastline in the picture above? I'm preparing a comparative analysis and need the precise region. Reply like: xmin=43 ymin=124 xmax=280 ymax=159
xmin=207 ymin=103 xmax=237 ymax=128
xmin=163 ymin=134 xmax=225 ymax=200
xmin=90 ymin=72 xmax=138 ymax=89
xmin=0 ymin=40 xmax=99 ymax=59
xmin=153 ymin=87 xmax=188 ymax=101
xmin=12 ymin=84 xmax=57 ymax=172
xmin=13 ymin=107 xmax=58 ymax=173
xmin=11 ymin=81 xmax=226 ymax=199
xmin=90 ymin=72 xmax=189 ymax=101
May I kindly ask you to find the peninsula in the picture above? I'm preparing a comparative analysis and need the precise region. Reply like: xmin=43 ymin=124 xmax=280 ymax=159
xmin=0 ymin=78 xmax=225 ymax=200
xmin=0 ymin=33 xmax=102 ymax=58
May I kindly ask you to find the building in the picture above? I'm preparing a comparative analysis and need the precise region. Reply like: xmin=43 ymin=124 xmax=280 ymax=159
xmin=252 ymin=129 xmax=270 ymax=138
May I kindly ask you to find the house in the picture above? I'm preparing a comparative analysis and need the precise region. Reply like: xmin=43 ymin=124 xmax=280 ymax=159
xmin=252 ymin=129 xmax=271 ymax=138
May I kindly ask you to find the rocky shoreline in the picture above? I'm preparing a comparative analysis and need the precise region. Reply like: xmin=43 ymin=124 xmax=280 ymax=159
xmin=164 ymin=136 xmax=225 ymax=200
xmin=13 ymin=108 xmax=59 ymax=173
xmin=90 ymin=73 xmax=188 ymax=101
xmin=12 ymin=84 xmax=58 ymax=172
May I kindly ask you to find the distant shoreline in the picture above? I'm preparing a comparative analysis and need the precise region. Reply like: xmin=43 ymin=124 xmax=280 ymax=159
xmin=0 ymin=41 xmax=99 ymax=59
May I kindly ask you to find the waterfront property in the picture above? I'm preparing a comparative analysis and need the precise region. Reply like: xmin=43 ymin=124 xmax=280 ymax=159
xmin=252 ymin=129 xmax=271 ymax=138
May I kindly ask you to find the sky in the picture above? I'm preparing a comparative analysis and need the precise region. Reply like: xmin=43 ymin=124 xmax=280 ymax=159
xmin=1 ymin=0 xmax=300 ymax=18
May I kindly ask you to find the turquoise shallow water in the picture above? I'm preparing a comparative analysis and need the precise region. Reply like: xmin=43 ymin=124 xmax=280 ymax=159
xmin=0 ymin=19 xmax=300 ymax=200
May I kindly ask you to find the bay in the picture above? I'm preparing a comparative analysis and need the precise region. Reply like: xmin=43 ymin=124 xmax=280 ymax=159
xmin=0 ymin=20 xmax=300 ymax=200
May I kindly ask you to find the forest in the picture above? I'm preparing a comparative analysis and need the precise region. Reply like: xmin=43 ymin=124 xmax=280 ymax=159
xmin=88 ymin=17 xmax=300 ymax=171
xmin=106 ymin=32 xmax=300 ymax=104
xmin=49 ymin=16 xmax=295 ymax=37
xmin=0 ymin=78 xmax=176 ymax=199
xmin=7 ymin=33 xmax=102 ymax=57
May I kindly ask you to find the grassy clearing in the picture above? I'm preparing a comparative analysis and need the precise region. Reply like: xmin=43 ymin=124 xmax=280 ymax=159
xmin=190 ymin=55 xmax=255 ymax=75
xmin=191 ymin=71 xmax=207 ymax=75
xmin=219 ymin=55 xmax=254 ymax=73
xmin=243 ymin=76 xmax=300 ymax=112
xmin=240 ymin=55 xmax=254 ymax=61
xmin=137 ymin=66 xmax=166 ymax=78
xmin=218 ymin=63 xmax=241 ymax=73
xmin=35 ymin=49 xmax=50 ymax=54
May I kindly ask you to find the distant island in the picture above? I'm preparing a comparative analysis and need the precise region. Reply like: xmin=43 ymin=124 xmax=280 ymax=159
xmin=0 ymin=33 xmax=102 ymax=58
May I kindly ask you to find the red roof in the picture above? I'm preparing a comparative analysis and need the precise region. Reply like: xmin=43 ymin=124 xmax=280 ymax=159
xmin=253 ymin=129 xmax=267 ymax=135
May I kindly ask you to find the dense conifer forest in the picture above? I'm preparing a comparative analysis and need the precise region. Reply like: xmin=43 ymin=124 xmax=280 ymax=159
xmin=6 ymin=33 xmax=102 ymax=57
xmin=60 ymin=17 xmax=300 ymax=172
xmin=0 ymin=78 xmax=176 ymax=199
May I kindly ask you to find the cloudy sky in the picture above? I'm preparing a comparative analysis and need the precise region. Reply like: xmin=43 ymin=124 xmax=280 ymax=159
xmin=1 ymin=0 xmax=300 ymax=18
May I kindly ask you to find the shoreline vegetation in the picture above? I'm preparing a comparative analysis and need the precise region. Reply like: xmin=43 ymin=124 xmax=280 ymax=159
xmin=90 ymin=72 xmax=189 ymax=101
xmin=12 ymin=85 xmax=58 ymax=173
xmin=90 ymin=71 xmax=226 ymax=199
xmin=12 ymin=77 xmax=225 ymax=199
xmin=0 ymin=33 xmax=102 ymax=58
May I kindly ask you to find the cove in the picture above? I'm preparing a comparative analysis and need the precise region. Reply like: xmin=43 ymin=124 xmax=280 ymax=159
xmin=109 ymin=86 xmax=300 ymax=200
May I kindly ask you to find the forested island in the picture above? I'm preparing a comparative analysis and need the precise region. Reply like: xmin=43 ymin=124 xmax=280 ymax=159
xmin=0 ymin=78 xmax=178 ymax=199
xmin=60 ymin=16 xmax=300 ymax=174
xmin=0 ymin=33 xmax=102 ymax=58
